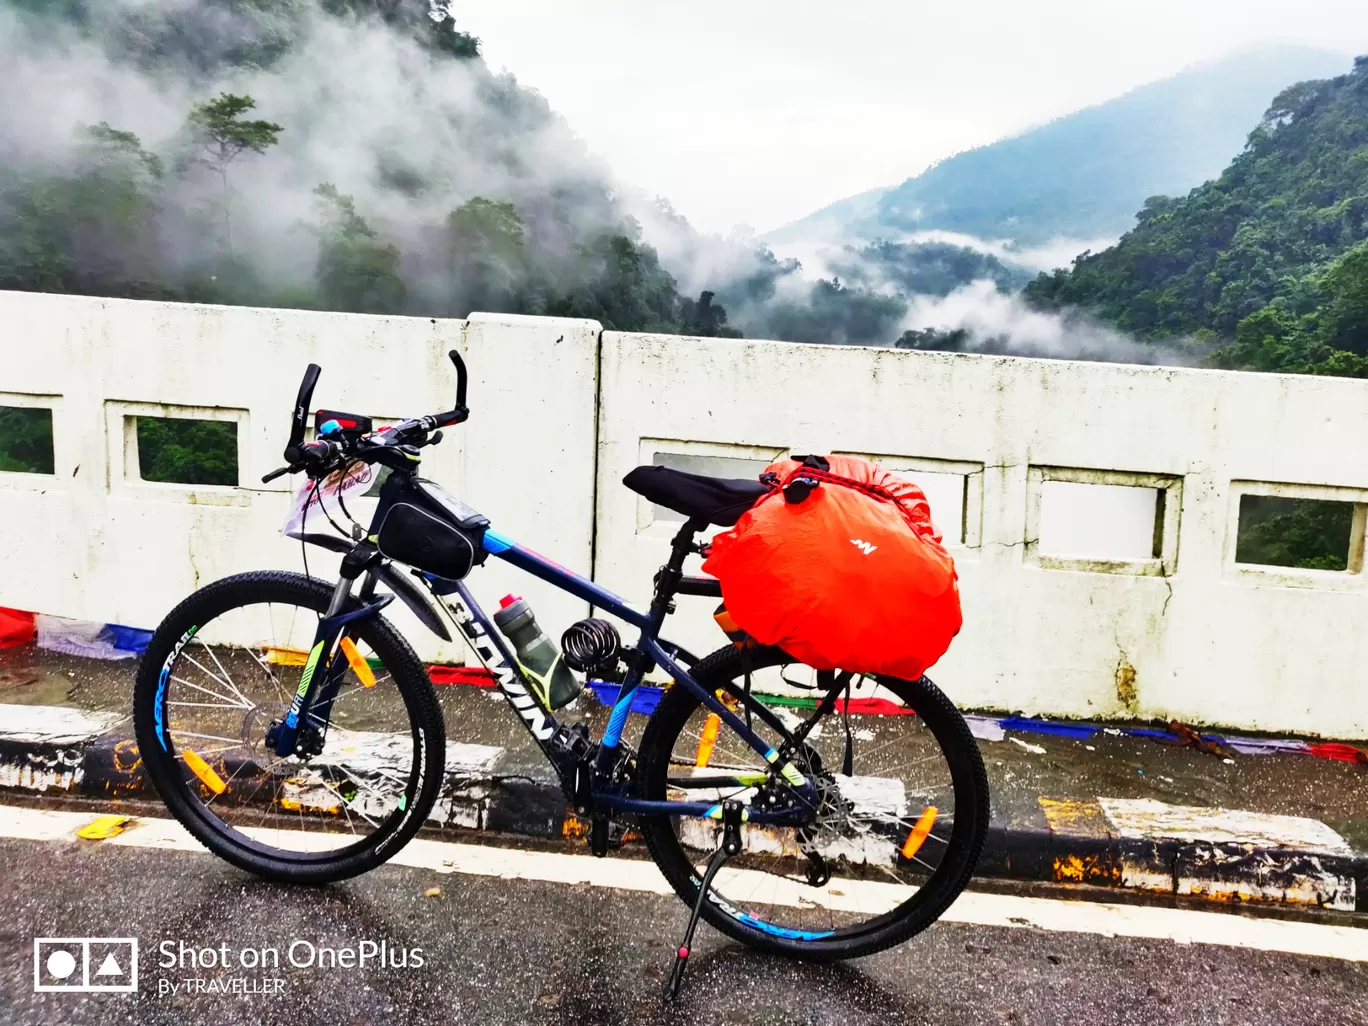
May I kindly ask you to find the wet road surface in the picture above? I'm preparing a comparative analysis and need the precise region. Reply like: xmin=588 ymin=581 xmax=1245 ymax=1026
xmin=0 ymin=806 xmax=1364 ymax=1026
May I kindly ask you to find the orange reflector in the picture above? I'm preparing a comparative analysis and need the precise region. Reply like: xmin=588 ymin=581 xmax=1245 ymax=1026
xmin=901 ymin=806 xmax=939 ymax=860
xmin=340 ymin=637 xmax=376 ymax=687
xmin=695 ymin=713 xmax=721 ymax=768
xmin=183 ymin=748 xmax=226 ymax=795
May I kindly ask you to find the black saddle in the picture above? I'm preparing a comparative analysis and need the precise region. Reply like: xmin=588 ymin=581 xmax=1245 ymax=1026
xmin=623 ymin=465 xmax=769 ymax=527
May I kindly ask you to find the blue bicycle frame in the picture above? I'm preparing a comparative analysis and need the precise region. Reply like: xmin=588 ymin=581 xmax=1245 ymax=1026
xmin=445 ymin=526 xmax=820 ymax=824
xmin=279 ymin=468 xmax=820 ymax=827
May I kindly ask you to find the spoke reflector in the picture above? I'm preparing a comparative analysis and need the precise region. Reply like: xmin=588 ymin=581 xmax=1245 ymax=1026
xmin=901 ymin=806 xmax=939 ymax=860
xmin=695 ymin=713 xmax=721 ymax=767
xmin=265 ymin=645 xmax=310 ymax=666
xmin=183 ymin=748 xmax=228 ymax=795
xmin=340 ymin=637 xmax=376 ymax=687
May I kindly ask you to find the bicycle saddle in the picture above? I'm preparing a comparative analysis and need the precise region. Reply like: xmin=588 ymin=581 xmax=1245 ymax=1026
xmin=623 ymin=465 xmax=769 ymax=527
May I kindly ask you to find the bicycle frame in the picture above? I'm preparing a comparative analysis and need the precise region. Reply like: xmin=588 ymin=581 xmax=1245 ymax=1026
xmin=286 ymin=466 xmax=819 ymax=828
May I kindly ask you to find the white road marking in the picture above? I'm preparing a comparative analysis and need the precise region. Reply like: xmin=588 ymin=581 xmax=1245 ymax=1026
xmin=1099 ymin=797 xmax=1352 ymax=855
xmin=0 ymin=803 xmax=1365 ymax=963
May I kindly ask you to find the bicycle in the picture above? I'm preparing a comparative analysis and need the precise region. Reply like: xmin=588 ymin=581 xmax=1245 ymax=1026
xmin=133 ymin=351 xmax=991 ymax=996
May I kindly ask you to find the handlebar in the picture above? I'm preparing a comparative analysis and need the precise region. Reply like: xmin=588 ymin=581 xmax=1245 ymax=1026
xmin=285 ymin=364 xmax=322 ymax=464
xmin=262 ymin=350 xmax=469 ymax=483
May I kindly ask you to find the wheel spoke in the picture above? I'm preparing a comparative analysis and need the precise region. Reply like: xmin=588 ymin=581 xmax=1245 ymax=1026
xmin=141 ymin=589 xmax=436 ymax=874
xmin=169 ymin=675 xmax=250 ymax=709
xmin=646 ymin=648 xmax=985 ymax=945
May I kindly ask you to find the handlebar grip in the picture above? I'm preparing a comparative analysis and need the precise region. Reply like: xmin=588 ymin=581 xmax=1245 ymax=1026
xmin=299 ymin=440 xmax=335 ymax=462
xmin=285 ymin=437 xmax=335 ymax=466
xmin=289 ymin=364 xmax=322 ymax=450
xmin=429 ymin=408 xmax=468 ymax=429
xmin=448 ymin=350 xmax=467 ymax=408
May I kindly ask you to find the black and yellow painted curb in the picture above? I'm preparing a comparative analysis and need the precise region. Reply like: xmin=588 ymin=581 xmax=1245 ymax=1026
xmin=979 ymin=796 xmax=1366 ymax=913
xmin=5 ymin=729 xmax=1365 ymax=914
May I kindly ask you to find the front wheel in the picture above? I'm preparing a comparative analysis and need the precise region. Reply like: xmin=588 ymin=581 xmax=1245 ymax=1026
xmin=638 ymin=644 xmax=990 ymax=961
xmin=133 ymin=571 xmax=445 ymax=883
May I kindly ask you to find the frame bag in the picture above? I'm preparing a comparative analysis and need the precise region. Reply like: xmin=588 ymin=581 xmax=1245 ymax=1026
xmin=375 ymin=480 xmax=490 ymax=581
xmin=701 ymin=455 xmax=961 ymax=681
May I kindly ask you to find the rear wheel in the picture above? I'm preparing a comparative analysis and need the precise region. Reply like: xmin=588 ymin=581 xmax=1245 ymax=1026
xmin=133 ymin=571 xmax=445 ymax=883
xmin=638 ymin=644 xmax=989 ymax=960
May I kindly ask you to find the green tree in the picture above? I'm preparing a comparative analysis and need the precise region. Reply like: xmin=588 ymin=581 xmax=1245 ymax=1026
xmin=1320 ymin=239 xmax=1368 ymax=353
xmin=136 ymin=417 xmax=238 ymax=486
xmin=680 ymin=290 xmax=742 ymax=338
xmin=1023 ymin=57 xmax=1368 ymax=377
xmin=312 ymin=183 xmax=406 ymax=313
xmin=426 ymin=2 xmax=480 ymax=59
xmin=762 ymin=278 xmax=908 ymax=346
xmin=447 ymin=197 xmax=527 ymax=312
xmin=1235 ymin=496 xmax=1356 ymax=571
xmin=185 ymin=93 xmax=283 ymax=255
xmin=546 ymin=234 xmax=684 ymax=332
xmin=0 ymin=122 xmax=166 ymax=298
xmin=0 ymin=407 xmax=55 ymax=474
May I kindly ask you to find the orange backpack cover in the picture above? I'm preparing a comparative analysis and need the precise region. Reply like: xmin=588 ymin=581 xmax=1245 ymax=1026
xmin=701 ymin=455 xmax=961 ymax=680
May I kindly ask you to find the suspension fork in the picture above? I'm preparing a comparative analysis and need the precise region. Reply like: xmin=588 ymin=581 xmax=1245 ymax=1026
xmin=269 ymin=575 xmax=394 ymax=757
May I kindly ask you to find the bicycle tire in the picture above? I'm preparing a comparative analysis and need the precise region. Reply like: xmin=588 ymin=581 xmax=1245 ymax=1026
xmin=638 ymin=643 xmax=990 ymax=961
xmin=132 ymin=571 xmax=445 ymax=884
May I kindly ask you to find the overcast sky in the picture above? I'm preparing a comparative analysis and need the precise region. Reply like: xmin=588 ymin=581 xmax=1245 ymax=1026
xmin=458 ymin=1 xmax=1368 ymax=235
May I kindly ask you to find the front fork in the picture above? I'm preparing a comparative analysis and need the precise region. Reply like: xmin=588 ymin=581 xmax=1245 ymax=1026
xmin=269 ymin=575 xmax=392 ymax=758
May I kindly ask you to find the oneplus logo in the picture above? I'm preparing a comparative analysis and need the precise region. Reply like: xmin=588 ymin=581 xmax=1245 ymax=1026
xmin=34 ymin=938 xmax=138 ymax=993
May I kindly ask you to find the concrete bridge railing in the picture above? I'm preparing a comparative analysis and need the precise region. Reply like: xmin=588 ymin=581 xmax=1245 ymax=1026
xmin=4 ymin=290 xmax=1368 ymax=735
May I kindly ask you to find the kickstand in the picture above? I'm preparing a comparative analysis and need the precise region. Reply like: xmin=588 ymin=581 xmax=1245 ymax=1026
xmin=664 ymin=798 xmax=744 ymax=1000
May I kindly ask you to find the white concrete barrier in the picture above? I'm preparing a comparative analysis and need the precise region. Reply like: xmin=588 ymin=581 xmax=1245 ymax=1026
xmin=595 ymin=332 xmax=1368 ymax=737
xmin=6 ymin=292 xmax=1368 ymax=735
xmin=0 ymin=292 xmax=600 ymax=660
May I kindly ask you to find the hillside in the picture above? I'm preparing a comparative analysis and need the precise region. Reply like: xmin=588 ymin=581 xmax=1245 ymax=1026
xmin=1025 ymin=56 xmax=1368 ymax=376
xmin=770 ymin=47 xmax=1350 ymax=252
xmin=0 ymin=0 xmax=749 ymax=336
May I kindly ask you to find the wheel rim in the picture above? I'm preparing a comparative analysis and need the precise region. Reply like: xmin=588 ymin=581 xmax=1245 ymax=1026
xmin=653 ymin=652 xmax=972 ymax=943
xmin=148 ymin=598 xmax=422 ymax=862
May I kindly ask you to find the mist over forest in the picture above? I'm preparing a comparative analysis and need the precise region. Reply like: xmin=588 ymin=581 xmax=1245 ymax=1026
xmin=1 ymin=1 xmax=1365 ymax=376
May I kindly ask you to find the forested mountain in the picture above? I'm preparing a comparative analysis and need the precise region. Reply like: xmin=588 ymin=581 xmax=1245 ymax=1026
xmin=0 ymin=0 xmax=754 ymax=335
xmin=2 ymin=0 xmax=1026 ymax=347
xmin=3 ymin=2 xmax=1362 ymax=375
xmin=1025 ymin=57 xmax=1368 ymax=376
xmin=770 ymin=47 xmax=1349 ymax=251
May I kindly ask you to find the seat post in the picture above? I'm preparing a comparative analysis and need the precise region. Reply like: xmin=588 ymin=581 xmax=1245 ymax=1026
xmin=649 ymin=517 xmax=708 ymax=625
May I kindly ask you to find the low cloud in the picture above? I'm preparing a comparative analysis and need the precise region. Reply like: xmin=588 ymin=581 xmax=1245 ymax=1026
xmin=901 ymin=280 xmax=1203 ymax=365
xmin=888 ymin=229 xmax=1118 ymax=274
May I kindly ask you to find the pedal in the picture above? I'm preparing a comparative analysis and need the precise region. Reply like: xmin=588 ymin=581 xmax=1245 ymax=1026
xmin=665 ymin=799 xmax=744 ymax=1000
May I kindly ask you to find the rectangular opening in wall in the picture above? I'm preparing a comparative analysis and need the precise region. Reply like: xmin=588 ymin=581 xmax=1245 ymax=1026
xmin=1027 ymin=466 xmax=1181 ymax=576
xmin=888 ymin=471 xmax=966 ymax=544
xmin=833 ymin=453 xmax=984 ymax=548
xmin=135 ymin=417 xmax=238 ymax=486
xmin=0 ymin=406 xmax=54 ymax=475
xmin=1038 ymin=480 xmax=1161 ymax=560
xmin=649 ymin=450 xmax=773 ymax=522
xmin=1236 ymin=495 xmax=1360 ymax=571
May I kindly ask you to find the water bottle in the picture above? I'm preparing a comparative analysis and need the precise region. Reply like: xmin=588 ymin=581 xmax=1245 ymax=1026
xmin=492 ymin=594 xmax=582 ymax=710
